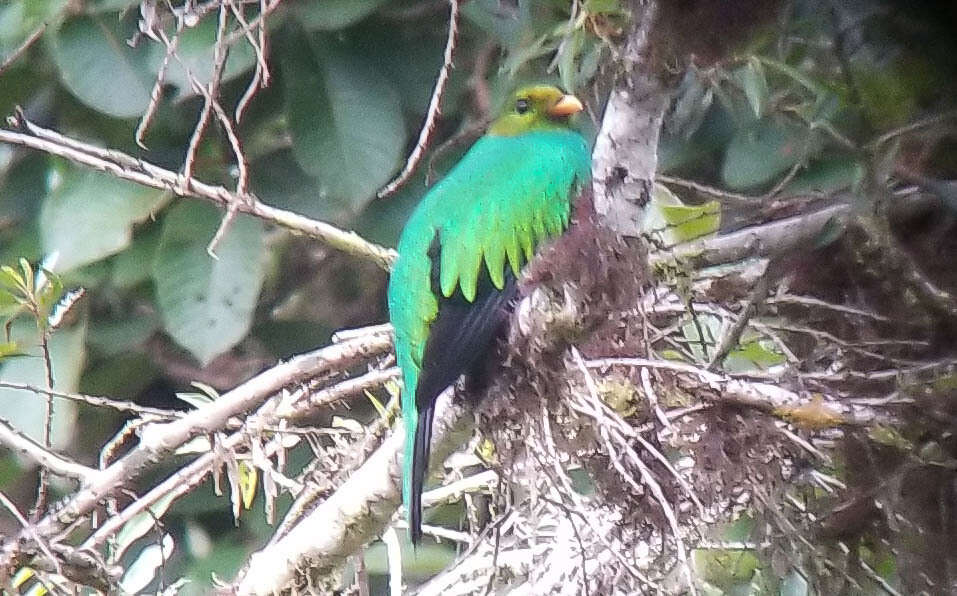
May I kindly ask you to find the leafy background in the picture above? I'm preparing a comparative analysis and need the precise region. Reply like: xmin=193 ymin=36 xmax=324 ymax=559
xmin=1 ymin=0 xmax=956 ymax=593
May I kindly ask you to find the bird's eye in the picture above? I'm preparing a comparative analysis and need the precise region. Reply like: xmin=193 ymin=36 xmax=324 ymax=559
xmin=515 ymin=98 xmax=530 ymax=114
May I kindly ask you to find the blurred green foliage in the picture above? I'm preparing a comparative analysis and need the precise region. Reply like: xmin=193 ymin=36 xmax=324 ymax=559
xmin=0 ymin=0 xmax=954 ymax=592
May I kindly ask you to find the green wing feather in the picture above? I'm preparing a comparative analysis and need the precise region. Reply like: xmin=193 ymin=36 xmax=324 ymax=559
xmin=387 ymin=128 xmax=591 ymax=537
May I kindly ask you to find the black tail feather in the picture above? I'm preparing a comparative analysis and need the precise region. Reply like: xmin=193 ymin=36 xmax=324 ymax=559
xmin=410 ymin=403 xmax=435 ymax=546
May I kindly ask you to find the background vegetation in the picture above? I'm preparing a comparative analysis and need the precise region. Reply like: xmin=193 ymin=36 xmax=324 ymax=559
xmin=0 ymin=0 xmax=955 ymax=594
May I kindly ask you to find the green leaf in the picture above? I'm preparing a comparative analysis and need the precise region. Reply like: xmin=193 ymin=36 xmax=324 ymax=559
xmin=659 ymin=201 xmax=721 ymax=243
xmin=780 ymin=569 xmax=811 ymax=596
xmin=1 ymin=2 xmax=65 ymax=53
xmin=0 ymin=152 xmax=47 ymax=225
xmin=643 ymin=184 xmax=721 ymax=246
xmin=282 ymin=34 xmax=407 ymax=212
xmin=725 ymin=340 xmax=786 ymax=372
xmin=49 ymin=15 xmax=156 ymax=118
xmin=293 ymin=0 xmax=388 ymax=31
xmin=737 ymin=57 xmax=769 ymax=119
xmin=0 ymin=341 xmax=23 ymax=360
xmin=86 ymin=315 xmax=159 ymax=356
xmin=238 ymin=461 xmax=257 ymax=510
xmin=783 ymin=157 xmax=864 ymax=195
xmin=0 ymin=318 xmax=87 ymax=447
xmin=694 ymin=547 xmax=762 ymax=588
xmin=40 ymin=168 xmax=166 ymax=272
xmin=249 ymin=150 xmax=352 ymax=224
xmin=721 ymin=118 xmax=809 ymax=190
xmin=758 ymin=56 xmax=828 ymax=99
xmin=152 ymin=202 xmax=265 ymax=365
xmin=120 ymin=534 xmax=174 ymax=594
xmin=112 ymin=491 xmax=178 ymax=563
xmin=111 ymin=226 xmax=162 ymax=288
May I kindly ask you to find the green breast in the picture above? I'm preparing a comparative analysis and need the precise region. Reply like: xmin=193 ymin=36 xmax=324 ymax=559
xmin=387 ymin=129 xmax=591 ymax=398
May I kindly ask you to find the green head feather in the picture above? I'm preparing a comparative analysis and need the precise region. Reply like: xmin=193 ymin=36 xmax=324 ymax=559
xmin=489 ymin=85 xmax=585 ymax=136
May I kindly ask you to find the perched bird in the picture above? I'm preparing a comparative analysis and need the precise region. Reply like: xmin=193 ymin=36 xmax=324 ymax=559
xmin=388 ymin=84 xmax=591 ymax=545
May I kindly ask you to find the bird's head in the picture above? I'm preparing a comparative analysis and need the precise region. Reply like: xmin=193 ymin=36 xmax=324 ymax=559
xmin=488 ymin=84 xmax=584 ymax=136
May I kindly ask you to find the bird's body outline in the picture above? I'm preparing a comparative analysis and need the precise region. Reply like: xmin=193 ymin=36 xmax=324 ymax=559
xmin=387 ymin=85 xmax=591 ymax=545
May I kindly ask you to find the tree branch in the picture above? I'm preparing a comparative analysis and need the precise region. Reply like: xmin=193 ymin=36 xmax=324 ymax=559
xmin=591 ymin=0 xmax=666 ymax=236
xmin=232 ymin=391 xmax=474 ymax=595
xmin=0 ymin=331 xmax=393 ymax=567
xmin=0 ymin=113 xmax=397 ymax=271
xmin=377 ymin=0 xmax=461 ymax=199
xmin=0 ymin=417 xmax=98 ymax=483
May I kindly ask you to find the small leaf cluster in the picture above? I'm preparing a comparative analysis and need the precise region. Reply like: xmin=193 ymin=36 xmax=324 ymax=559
xmin=0 ymin=257 xmax=63 ymax=336
xmin=660 ymin=0 xmax=957 ymax=197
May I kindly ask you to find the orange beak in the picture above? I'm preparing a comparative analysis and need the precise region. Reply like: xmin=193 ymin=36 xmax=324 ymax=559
xmin=547 ymin=94 xmax=584 ymax=117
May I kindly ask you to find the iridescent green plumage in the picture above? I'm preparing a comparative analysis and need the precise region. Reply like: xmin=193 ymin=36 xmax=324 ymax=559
xmin=387 ymin=85 xmax=591 ymax=544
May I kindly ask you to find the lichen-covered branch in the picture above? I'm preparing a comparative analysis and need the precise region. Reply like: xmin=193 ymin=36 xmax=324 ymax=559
xmin=0 ymin=331 xmax=393 ymax=570
xmin=232 ymin=393 xmax=474 ymax=595
xmin=591 ymin=0 xmax=666 ymax=236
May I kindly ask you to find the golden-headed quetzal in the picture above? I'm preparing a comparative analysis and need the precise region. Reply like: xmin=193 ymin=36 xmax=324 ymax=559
xmin=388 ymin=84 xmax=591 ymax=545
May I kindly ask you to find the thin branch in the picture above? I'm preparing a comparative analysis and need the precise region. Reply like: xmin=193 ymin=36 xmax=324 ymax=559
xmin=0 ymin=417 xmax=98 ymax=482
xmin=656 ymin=174 xmax=767 ymax=205
xmin=707 ymin=263 xmax=771 ymax=370
xmin=135 ymin=27 xmax=178 ymax=149
xmin=2 ymin=331 xmax=393 ymax=563
xmin=377 ymin=0 xmax=461 ymax=199
xmin=0 ymin=381 xmax=178 ymax=418
xmin=34 ymin=332 xmax=56 ymax=516
xmin=588 ymin=356 xmax=893 ymax=426
xmin=854 ymin=213 xmax=957 ymax=320
xmin=232 ymin=393 xmax=474 ymax=595
xmin=649 ymin=201 xmax=849 ymax=268
xmin=0 ymin=21 xmax=47 ymax=78
xmin=866 ymin=109 xmax=957 ymax=151
xmin=233 ymin=0 xmax=275 ymax=122
xmin=0 ymin=490 xmax=61 ymax=577
xmin=0 ymin=116 xmax=397 ymax=270
xmin=571 ymin=348 xmax=697 ymax=596
xmin=278 ymin=367 xmax=400 ymax=420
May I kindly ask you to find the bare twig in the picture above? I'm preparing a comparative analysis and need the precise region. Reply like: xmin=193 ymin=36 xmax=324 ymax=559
xmin=707 ymin=263 xmax=772 ymax=370
xmin=0 ymin=381 xmax=176 ymax=419
xmin=233 ymin=392 xmax=474 ymax=595
xmin=0 ymin=490 xmax=61 ymax=577
xmin=867 ymin=109 xmax=957 ymax=151
xmin=0 ymin=22 xmax=47 ymax=78
xmin=377 ymin=0 xmax=461 ymax=199
xmin=233 ymin=0 xmax=276 ymax=122
xmin=278 ymin=367 xmax=399 ymax=420
xmin=571 ymin=348 xmax=698 ymax=595
xmin=656 ymin=174 xmax=765 ymax=205
xmin=135 ymin=29 xmax=178 ymax=148
xmin=1 ymin=331 xmax=393 ymax=565
xmin=33 ymin=332 xmax=56 ymax=515
xmin=0 ymin=417 xmax=97 ymax=482
xmin=588 ymin=356 xmax=894 ymax=426
xmin=0 ymin=117 xmax=397 ymax=270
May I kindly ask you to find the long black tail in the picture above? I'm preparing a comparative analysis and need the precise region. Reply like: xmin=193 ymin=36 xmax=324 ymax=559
xmin=410 ymin=403 xmax=435 ymax=546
